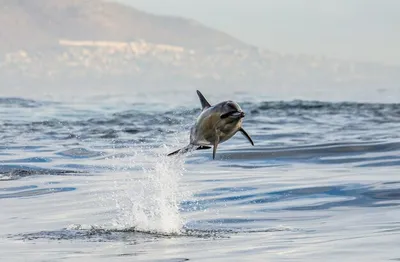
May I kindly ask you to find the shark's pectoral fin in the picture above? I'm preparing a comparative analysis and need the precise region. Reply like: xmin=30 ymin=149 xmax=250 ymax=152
xmin=212 ymin=137 xmax=220 ymax=160
xmin=239 ymin=127 xmax=254 ymax=146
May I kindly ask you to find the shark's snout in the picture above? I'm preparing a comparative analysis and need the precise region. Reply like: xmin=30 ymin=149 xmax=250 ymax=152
xmin=232 ymin=111 xmax=245 ymax=118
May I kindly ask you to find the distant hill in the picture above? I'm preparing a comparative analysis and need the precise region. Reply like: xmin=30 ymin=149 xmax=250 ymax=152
xmin=0 ymin=0 xmax=247 ymax=52
xmin=0 ymin=0 xmax=399 ymax=93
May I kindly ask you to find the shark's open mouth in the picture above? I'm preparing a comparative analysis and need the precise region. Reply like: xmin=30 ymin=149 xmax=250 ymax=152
xmin=220 ymin=111 xmax=245 ymax=119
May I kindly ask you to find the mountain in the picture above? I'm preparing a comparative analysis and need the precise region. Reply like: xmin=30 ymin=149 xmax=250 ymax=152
xmin=0 ymin=0 xmax=247 ymax=52
xmin=0 ymin=0 xmax=399 ymax=94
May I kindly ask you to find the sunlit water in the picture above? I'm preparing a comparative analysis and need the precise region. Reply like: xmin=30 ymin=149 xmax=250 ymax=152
xmin=1 ymin=91 xmax=400 ymax=261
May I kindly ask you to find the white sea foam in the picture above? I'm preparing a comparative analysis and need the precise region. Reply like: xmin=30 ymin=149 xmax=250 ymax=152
xmin=109 ymin=146 xmax=189 ymax=234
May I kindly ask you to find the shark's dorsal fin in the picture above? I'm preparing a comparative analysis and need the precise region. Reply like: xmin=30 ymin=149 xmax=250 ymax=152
xmin=196 ymin=90 xmax=211 ymax=110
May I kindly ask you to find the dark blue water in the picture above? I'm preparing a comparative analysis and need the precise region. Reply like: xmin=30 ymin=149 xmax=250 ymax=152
xmin=1 ymin=94 xmax=400 ymax=261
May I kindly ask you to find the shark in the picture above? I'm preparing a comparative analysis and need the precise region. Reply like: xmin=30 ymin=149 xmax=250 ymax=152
xmin=167 ymin=90 xmax=254 ymax=159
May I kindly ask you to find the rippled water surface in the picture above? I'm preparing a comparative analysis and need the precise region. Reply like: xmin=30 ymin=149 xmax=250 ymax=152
xmin=1 ymin=92 xmax=400 ymax=261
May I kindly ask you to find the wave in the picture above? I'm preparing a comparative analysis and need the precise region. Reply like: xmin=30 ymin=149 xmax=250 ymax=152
xmin=1 ymin=99 xmax=399 ymax=144
xmin=0 ymin=97 xmax=56 ymax=108
xmin=11 ymin=223 xmax=296 ymax=242
xmin=0 ymin=165 xmax=85 ymax=181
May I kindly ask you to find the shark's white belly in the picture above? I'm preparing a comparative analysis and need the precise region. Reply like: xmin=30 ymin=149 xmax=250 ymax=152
xmin=189 ymin=110 xmax=242 ymax=146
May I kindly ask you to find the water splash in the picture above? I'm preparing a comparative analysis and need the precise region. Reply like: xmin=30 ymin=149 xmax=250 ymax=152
xmin=109 ymin=147 xmax=189 ymax=234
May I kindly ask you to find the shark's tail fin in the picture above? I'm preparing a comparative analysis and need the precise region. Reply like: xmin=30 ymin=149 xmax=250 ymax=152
xmin=167 ymin=147 xmax=186 ymax=156
xmin=167 ymin=144 xmax=211 ymax=157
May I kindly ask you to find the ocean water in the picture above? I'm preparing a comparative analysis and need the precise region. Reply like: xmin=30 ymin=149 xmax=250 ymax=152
xmin=1 ymin=89 xmax=400 ymax=261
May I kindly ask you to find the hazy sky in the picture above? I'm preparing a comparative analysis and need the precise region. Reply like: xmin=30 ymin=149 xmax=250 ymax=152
xmin=113 ymin=0 xmax=399 ymax=65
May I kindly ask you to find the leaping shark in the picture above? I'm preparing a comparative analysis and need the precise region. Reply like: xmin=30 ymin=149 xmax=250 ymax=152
xmin=167 ymin=90 xmax=254 ymax=159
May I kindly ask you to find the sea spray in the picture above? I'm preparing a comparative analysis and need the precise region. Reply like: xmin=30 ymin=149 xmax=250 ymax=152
xmin=110 ymin=148 xmax=189 ymax=234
